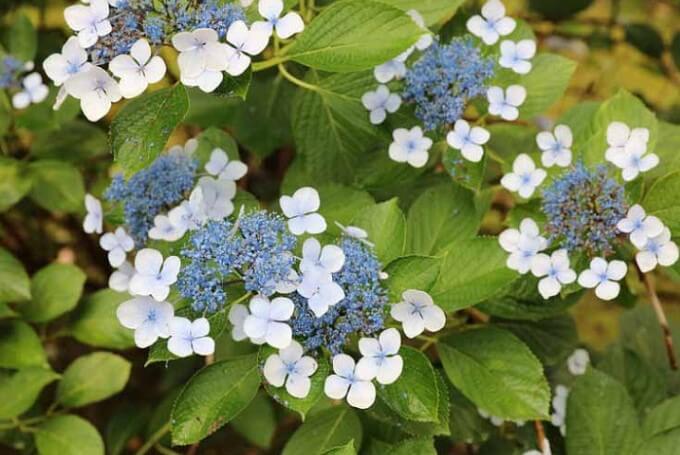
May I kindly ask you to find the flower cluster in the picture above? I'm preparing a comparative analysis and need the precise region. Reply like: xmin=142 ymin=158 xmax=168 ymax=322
xmin=44 ymin=0 xmax=304 ymax=121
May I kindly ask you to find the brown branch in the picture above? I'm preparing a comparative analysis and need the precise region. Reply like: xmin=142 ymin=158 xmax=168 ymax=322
xmin=534 ymin=420 xmax=547 ymax=453
xmin=639 ymin=269 xmax=678 ymax=370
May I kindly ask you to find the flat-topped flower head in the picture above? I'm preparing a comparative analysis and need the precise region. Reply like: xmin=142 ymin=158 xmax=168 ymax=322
xmin=542 ymin=163 xmax=627 ymax=256
xmin=567 ymin=348 xmax=590 ymax=376
xmin=499 ymin=39 xmax=536 ymax=74
xmin=99 ymin=227 xmax=135 ymax=267
xmin=577 ymin=258 xmax=627 ymax=301
xmin=64 ymin=66 xmax=121 ymax=121
xmin=109 ymin=38 xmax=166 ymax=98
xmin=167 ymin=317 xmax=215 ymax=357
xmin=356 ymin=328 xmax=403 ymax=385
xmin=537 ymin=124 xmax=573 ymax=168
xmin=205 ymin=148 xmax=248 ymax=181
xmin=530 ymin=249 xmax=577 ymax=299
xmin=635 ymin=227 xmax=679 ymax=272
xmin=129 ymin=248 xmax=181 ymax=302
xmin=446 ymin=119 xmax=490 ymax=163
xmin=279 ymin=187 xmax=327 ymax=235
xmin=362 ymin=85 xmax=402 ymax=125
xmin=501 ymin=154 xmax=546 ymax=199
xmin=617 ymin=204 xmax=664 ymax=249
xmin=243 ymin=295 xmax=294 ymax=349
xmin=116 ymin=296 xmax=174 ymax=348
xmin=324 ymin=354 xmax=376 ymax=409
xmin=252 ymin=0 xmax=304 ymax=39
xmin=263 ymin=340 xmax=318 ymax=398
xmin=499 ymin=218 xmax=548 ymax=274
xmin=388 ymin=126 xmax=432 ymax=168
xmin=466 ymin=0 xmax=516 ymax=45
xmin=64 ymin=0 xmax=112 ymax=48
xmin=403 ymin=38 xmax=494 ymax=130
xmin=12 ymin=73 xmax=49 ymax=109
xmin=487 ymin=85 xmax=526 ymax=121
xmin=83 ymin=194 xmax=103 ymax=234
xmin=390 ymin=289 xmax=445 ymax=338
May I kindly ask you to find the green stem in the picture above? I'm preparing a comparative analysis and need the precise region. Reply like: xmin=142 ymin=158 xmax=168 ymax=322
xmin=277 ymin=64 xmax=319 ymax=92
xmin=135 ymin=422 xmax=171 ymax=455
xmin=252 ymin=55 xmax=290 ymax=72
xmin=230 ymin=292 xmax=253 ymax=307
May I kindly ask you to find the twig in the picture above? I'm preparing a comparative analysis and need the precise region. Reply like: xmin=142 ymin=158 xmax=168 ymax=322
xmin=534 ymin=420 xmax=547 ymax=454
xmin=640 ymin=270 xmax=678 ymax=370
xmin=135 ymin=422 xmax=171 ymax=455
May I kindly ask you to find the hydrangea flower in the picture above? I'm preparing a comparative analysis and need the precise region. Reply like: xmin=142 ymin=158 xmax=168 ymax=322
xmin=279 ymin=187 xmax=327 ymax=235
xmin=148 ymin=214 xmax=185 ymax=242
xmin=551 ymin=385 xmax=569 ymax=435
xmin=374 ymin=55 xmax=407 ymax=83
xmin=499 ymin=39 xmax=536 ymax=74
xmin=361 ymin=85 xmax=402 ymax=125
xmin=406 ymin=9 xmax=433 ymax=51
xmin=487 ymin=85 xmax=527 ymax=121
xmin=388 ymin=126 xmax=432 ymax=168
xmin=567 ymin=348 xmax=590 ymax=376
xmin=129 ymin=248 xmax=181 ymax=302
xmin=530 ymin=249 xmax=577 ymax=299
xmin=11 ymin=73 xmax=49 ymax=109
xmin=300 ymin=238 xmax=345 ymax=277
xmin=263 ymin=340 xmax=318 ymax=398
xmin=243 ymin=295 xmax=294 ymax=349
xmin=64 ymin=0 xmax=112 ymax=48
xmin=605 ymin=121 xmax=649 ymax=163
xmin=466 ymin=0 xmax=516 ymax=45
xmin=617 ymin=204 xmax=664 ymax=249
xmin=83 ymin=194 xmax=103 ymax=234
xmin=229 ymin=303 xmax=265 ymax=344
xmin=390 ymin=289 xmax=445 ymax=339
xmin=44 ymin=37 xmax=93 ymax=107
xmin=577 ymin=258 xmax=627 ymax=301
xmin=116 ymin=296 xmax=174 ymax=348
xmin=605 ymin=122 xmax=657 ymax=181
xmin=204 ymin=148 xmax=248 ymax=181
xmin=109 ymin=38 xmax=166 ymax=98
xmin=501 ymin=154 xmax=546 ymax=198
xmin=173 ymin=28 xmax=231 ymax=88
xmin=297 ymin=271 xmax=345 ymax=317
xmin=252 ymin=0 xmax=305 ymax=39
xmin=446 ymin=119 xmax=490 ymax=163
xmin=635 ymin=227 xmax=679 ymax=272
xmin=356 ymin=328 xmax=403 ymax=385
xmin=537 ymin=125 xmax=573 ymax=168
xmin=224 ymin=21 xmax=270 ymax=76
xmin=109 ymin=261 xmax=134 ymax=293
xmin=64 ymin=67 xmax=121 ymax=121
xmin=324 ymin=354 xmax=376 ymax=409
xmin=499 ymin=218 xmax=548 ymax=274
xmin=196 ymin=176 xmax=236 ymax=221
xmin=167 ymin=187 xmax=207 ymax=235
xmin=335 ymin=222 xmax=373 ymax=246
xmin=99 ymin=227 xmax=135 ymax=267
xmin=167 ymin=317 xmax=215 ymax=357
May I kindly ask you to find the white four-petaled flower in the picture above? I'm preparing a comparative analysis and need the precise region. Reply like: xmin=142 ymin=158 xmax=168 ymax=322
xmin=43 ymin=36 xmax=93 ymax=87
xmin=577 ymin=258 xmax=627 ymax=301
xmin=172 ymin=28 xmax=231 ymax=93
xmin=361 ymin=85 xmax=401 ymax=125
xmin=297 ymin=271 xmax=345 ymax=317
xmin=83 ymin=193 xmax=103 ymax=234
xmin=279 ymin=187 xmax=327 ymax=235
xmin=324 ymin=354 xmax=376 ymax=409
xmin=263 ymin=340 xmax=318 ymax=398
xmin=243 ymin=295 xmax=294 ymax=349
xmin=252 ymin=0 xmax=305 ymax=39
xmin=537 ymin=124 xmax=573 ymax=168
xmin=373 ymin=55 xmax=407 ymax=84
xmin=300 ymin=238 xmax=345 ymax=276
xmin=12 ymin=73 xmax=49 ymax=109
xmin=224 ymin=21 xmax=270 ymax=76
xmin=205 ymin=148 xmax=248 ymax=181
xmin=466 ymin=0 xmax=516 ymax=45
xmin=605 ymin=122 xmax=657 ymax=181
xmin=635 ymin=227 xmax=679 ymax=273
xmin=530 ymin=249 xmax=577 ymax=299
xmin=498 ymin=218 xmax=548 ymax=274
xmin=567 ymin=348 xmax=590 ymax=376
xmin=446 ymin=119 xmax=490 ymax=163
xmin=116 ymin=296 xmax=174 ymax=348
xmin=197 ymin=176 xmax=236 ymax=221
xmin=64 ymin=0 xmax=112 ymax=48
xmin=64 ymin=66 xmax=121 ymax=121
xmin=128 ymin=248 xmax=181 ymax=302
xmin=605 ymin=121 xmax=649 ymax=162
xmin=356 ymin=328 xmax=403 ymax=385
xmin=487 ymin=85 xmax=527 ymax=121
xmin=167 ymin=317 xmax=215 ymax=357
xmin=499 ymin=39 xmax=536 ymax=74
xmin=109 ymin=261 xmax=134 ymax=293
xmin=388 ymin=126 xmax=433 ymax=168
xmin=228 ymin=303 xmax=265 ymax=344
xmin=390 ymin=289 xmax=445 ymax=339
xmin=99 ymin=227 xmax=134 ymax=267
xmin=501 ymin=154 xmax=546 ymax=198
xmin=109 ymin=38 xmax=166 ymax=99
xmin=616 ymin=204 xmax=664 ymax=249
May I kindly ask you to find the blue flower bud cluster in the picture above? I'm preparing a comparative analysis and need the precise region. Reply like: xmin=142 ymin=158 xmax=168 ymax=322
xmin=90 ymin=0 xmax=246 ymax=65
xmin=104 ymin=154 xmax=197 ymax=245
xmin=291 ymin=238 xmax=388 ymax=355
xmin=402 ymin=37 xmax=495 ymax=131
xmin=0 ymin=56 xmax=25 ymax=89
xmin=177 ymin=213 xmax=297 ymax=313
xmin=542 ymin=163 xmax=628 ymax=257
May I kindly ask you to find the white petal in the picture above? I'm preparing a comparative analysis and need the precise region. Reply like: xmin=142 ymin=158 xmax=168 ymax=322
xmin=258 ymin=0 xmax=283 ymax=20
xmin=658 ymin=242 xmax=680 ymax=267
xmin=332 ymin=353 xmax=356 ymax=377
xmin=421 ymin=305 xmax=446 ymax=333
xmin=168 ymin=336 xmax=194 ymax=357
xmin=538 ymin=276 xmax=561 ymax=299
xmin=347 ymin=381 xmax=376 ymax=409
xmin=376 ymin=356 xmax=403 ymax=385
xmin=506 ymin=85 xmax=527 ymax=107
xmin=324 ymin=375 xmax=350 ymax=399
xmin=191 ymin=317 xmax=211 ymax=337
xmin=578 ymin=269 xmax=599 ymax=289
xmin=607 ymin=122 xmax=630 ymax=147
xmin=286 ymin=374 xmax=311 ymax=398
xmin=636 ymin=250 xmax=658 ymax=273
xmin=276 ymin=12 xmax=304 ymax=39
xmin=379 ymin=328 xmax=401 ymax=354
xmin=192 ymin=336 xmax=215 ymax=356
xmin=607 ymin=260 xmax=627 ymax=281
xmin=266 ymin=321 xmax=292 ymax=349
xmin=116 ymin=298 xmax=149 ymax=329
xmin=595 ymin=281 xmax=620 ymax=301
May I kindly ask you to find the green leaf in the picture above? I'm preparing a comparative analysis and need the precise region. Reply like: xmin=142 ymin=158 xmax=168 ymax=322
xmin=405 ymin=183 xmax=479 ymax=256
xmin=672 ymin=32 xmax=680 ymax=71
xmin=0 ymin=247 xmax=31 ymax=301
xmin=384 ymin=255 xmax=441 ymax=301
xmin=287 ymin=0 xmax=422 ymax=72
xmin=642 ymin=395 xmax=680 ymax=439
xmin=35 ymin=415 xmax=104 ymax=455
xmin=625 ymin=23 xmax=664 ymax=58
xmin=214 ymin=68 xmax=252 ymax=100
xmin=32 ymin=121 xmax=108 ymax=162
xmin=291 ymin=71 xmax=380 ymax=183
xmin=192 ymin=127 xmax=239 ymax=165
xmin=351 ymin=199 xmax=406 ymax=264
xmin=322 ymin=440 xmax=357 ymax=455
xmin=495 ymin=315 xmax=578 ymax=366
xmin=389 ymin=438 xmax=436 ymax=455
xmin=648 ymin=121 xmax=680 ymax=180
xmin=0 ymin=157 xmax=32 ymax=212
xmin=105 ymin=404 xmax=150 ymax=455
xmin=447 ymin=386 xmax=493 ymax=444
xmin=528 ymin=0 xmax=593 ymax=20
xmin=9 ymin=14 xmax=37 ymax=61
xmin=375 ymin=0 xmax=464 ymax=25
xmin=230 ymin=392 xmax=276 ymax=449
xmin=430 ymin=237 xmax=518 ymax=311
xmin=20 ymin=264 xmax=86 ymax=323
xmin=643 ymin=171 xmax=680 ymax=233
xmin=637 ymin=429 xmax=680 ymax=455
xmin=0 ymin=367 xmax=60 ymax=419
xmin=171 ymin=354 xmax=261 ymax=445
xmin=566 ymin=368 xmax=642 ymax=455
xmin=261 ymin=345 xmax=329 ymax=419
xmin=0 ymin=303 xmax=17 ymax=319
xmin=111 ymin=84 xmax=189 ymax=175
xmin=56 ymin=352 xmax=131 ymax=408
xmin=68 ymin=289 xmax=135 ymax=350
xmin=28 ymin=160 xmax=85 ymax=213
xmin=438 ymin=326 xmax=550 ymax=420
xmin=519 ymin=54 xmax=576 ymax=119
xmin=0 ymin=320 xmax=46 ymax=369
xmin=282 ymin=406 xmax=362 ymax=455
xmin=378 ymin=347 xmax=439 ymax=422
